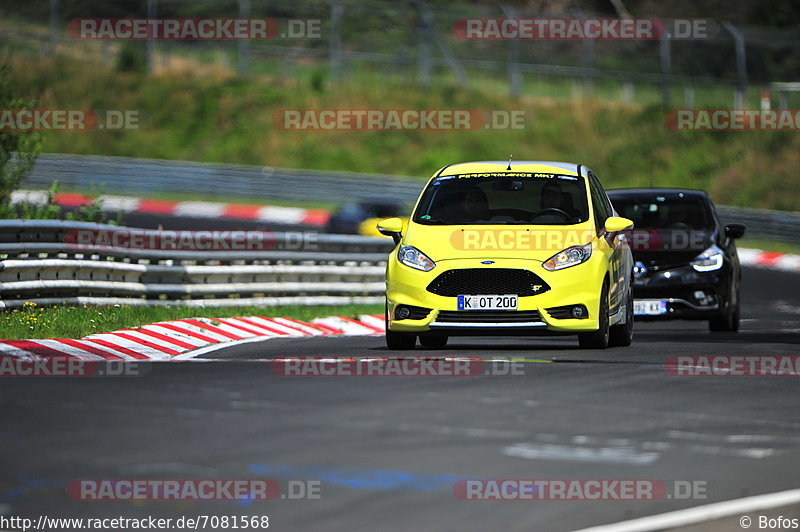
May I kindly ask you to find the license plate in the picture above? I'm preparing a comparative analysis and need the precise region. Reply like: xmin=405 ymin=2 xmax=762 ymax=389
xmin=457 ymin=295 xmax=518 ymax=310
xmin=634 ymin=299 xmax=668 ymax=316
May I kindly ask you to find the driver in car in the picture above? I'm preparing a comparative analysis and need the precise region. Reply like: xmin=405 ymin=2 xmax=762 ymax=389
xmin=460 ymin=188 xmax=490 ymax=222
xmin=534 ymin=182 xmax=576 ymax=222
xmin=541 ymin=182 xmax=565 ymax=210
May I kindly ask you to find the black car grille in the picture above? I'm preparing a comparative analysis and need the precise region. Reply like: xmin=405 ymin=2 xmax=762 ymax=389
xmin=436 ymin=310 xmax=542 ymax=323
xmin=427 ymin=269 xmax=550 ymax=297
xmin=634 ymin=286 xmax=717 ymax=300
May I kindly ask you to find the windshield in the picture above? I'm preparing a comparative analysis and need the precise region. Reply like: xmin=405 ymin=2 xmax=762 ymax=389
xmin=413 ymin=173 xmax=589 ymax=225
xmin=611 ymin=194 xmax=712 ymax=230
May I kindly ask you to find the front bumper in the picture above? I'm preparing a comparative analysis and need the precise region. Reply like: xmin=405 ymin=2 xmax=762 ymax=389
xmin=386 ymin=256 xmax=606 ymax=335
xmin=632 ymin=264 xmax=728 ymax=320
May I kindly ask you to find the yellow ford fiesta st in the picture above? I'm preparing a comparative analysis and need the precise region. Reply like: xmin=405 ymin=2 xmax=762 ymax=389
xmin=377 ymin=161 xmax=635 ymax=350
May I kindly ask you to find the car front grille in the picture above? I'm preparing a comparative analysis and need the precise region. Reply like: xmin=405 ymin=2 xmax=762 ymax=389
xmin=426 ymin=269 xmax=550 ymax=297
xmin=435 ymin=310 xmax=542 ymax=323
xmin=634 ymin=286 xmax=717 ymax=301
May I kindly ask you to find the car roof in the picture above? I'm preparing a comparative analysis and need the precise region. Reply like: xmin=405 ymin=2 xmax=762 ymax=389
xmin=439 ymin=161 xmax=582 ymax=176
xmin=606 ymin=188 xmax=710 ymax=199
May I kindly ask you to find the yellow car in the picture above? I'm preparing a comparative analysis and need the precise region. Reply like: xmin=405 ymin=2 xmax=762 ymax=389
xmin=377 ymin=161 xmax=635 ymax=350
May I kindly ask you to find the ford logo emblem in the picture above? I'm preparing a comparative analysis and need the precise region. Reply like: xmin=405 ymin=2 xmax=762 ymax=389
xmin=481 ymin=260 xmax=495 ymax=264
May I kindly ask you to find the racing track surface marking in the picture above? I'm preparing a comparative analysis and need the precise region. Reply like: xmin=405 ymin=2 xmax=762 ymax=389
xmin=572 ymin=487 xmax=800 ymax=532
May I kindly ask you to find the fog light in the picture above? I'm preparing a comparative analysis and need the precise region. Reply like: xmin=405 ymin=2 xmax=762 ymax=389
xmin=396 ymin=306 xmax=411 ymax=320
xmin=572 ymin=306 xmax=585 ymax=318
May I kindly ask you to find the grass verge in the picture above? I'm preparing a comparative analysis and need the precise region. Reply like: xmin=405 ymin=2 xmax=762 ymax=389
xmin=0 ymin=303 xmax=383 ymax=340
xmin=738 ymin=238 xmax=800 ymax=255
xmin=6 ymin=55 xmax=800 ymax=211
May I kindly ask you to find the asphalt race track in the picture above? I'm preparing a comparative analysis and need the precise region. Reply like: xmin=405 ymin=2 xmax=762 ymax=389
xmin=1 ymin=266 xmax=798 ymax=531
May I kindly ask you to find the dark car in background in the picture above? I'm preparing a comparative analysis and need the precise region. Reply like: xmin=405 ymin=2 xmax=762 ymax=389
xmin=607 ymin=189 xmax=746 ymax=332
xmin=325 ymin=199 xmax=407 ymax=236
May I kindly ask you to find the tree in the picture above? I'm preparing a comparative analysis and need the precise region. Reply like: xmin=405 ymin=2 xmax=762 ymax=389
xmin=0 ymin=64 xmax=43 ymax=208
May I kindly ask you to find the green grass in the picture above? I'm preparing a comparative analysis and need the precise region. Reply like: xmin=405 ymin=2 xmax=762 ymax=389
xmin=738 ymin=238 xmax=800 ymax=255
xmin=4 ymin=54 xmax=800 ymax=212
xmin=0 ymin=303 xmax=383 ymax=340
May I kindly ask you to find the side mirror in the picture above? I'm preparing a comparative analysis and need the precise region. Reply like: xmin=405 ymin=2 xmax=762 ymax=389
xmin=604 ymin=216 xmax=634 ymax=233
xmin=377 ymin=217 xmax=404 ymax=244
xmin=725 ymin=223 xmax=746 ymax=239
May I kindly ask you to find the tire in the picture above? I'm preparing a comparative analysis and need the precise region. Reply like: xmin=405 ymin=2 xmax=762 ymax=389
xmin=419 ymin=335 xmax=448 ymax=349
xmin=609 ymin=286 xmax=634 ymax=347
xmin=386 ymin=330 xmax=417 ymax=350
xmin=385 ymin=299 xmax=416 ymax=350
xmin=578 ymin=283 xmax=610 ymax=349
xmin=709 ymin=289 xmax=740 ymax=332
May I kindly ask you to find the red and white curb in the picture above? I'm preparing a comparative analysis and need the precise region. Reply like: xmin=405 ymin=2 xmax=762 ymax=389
xmin=738 ymin=248 xmax=800 ymax=273
xmin=0 ymin=314 xmax=384 ymax=361
xmin=11 ymin=190 xmax=331 ymax=226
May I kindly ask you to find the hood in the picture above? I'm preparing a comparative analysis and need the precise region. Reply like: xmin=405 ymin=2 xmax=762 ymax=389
xmin=402 ymin=221 xmax=597 ymax=262
xmin=629 ymin=229 xmax=715 ymax=269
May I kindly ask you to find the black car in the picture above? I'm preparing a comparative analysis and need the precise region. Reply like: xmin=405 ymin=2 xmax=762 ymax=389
xmin=325 ymin=199 xmax=406 ymax=235
xmin=607 ymin=189 xmax=746 ymax=332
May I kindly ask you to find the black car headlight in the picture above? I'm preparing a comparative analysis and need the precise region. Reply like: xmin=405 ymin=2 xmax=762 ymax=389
xmin=398 ymin=246 xmax=435 ymax=271
xmin=691 ymin=244 xmax=724 ymax=272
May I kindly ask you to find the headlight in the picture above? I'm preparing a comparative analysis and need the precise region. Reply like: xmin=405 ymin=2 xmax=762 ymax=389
xmin=398 ymin=245 xmax=435 ymax=271
xmin=543 ymin=243 xmax=592 ymax=271
xmin=691 ymin=244 xmax=724 ymax=272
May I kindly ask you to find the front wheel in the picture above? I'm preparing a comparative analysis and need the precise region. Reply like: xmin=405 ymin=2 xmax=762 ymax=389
xmin=419 ymin=335 xmax=448 ymax=349
xmin=578 ymin=283 xmax=610 ymax=349
xmin=709 ymin=293 xmax=740 ymax=332
xmin=609 ymin=287 xmax=634 ymax=347
xmin=386 ymin=330 xmax=416 ymax=350
xmin=385 ymin=299 xmax=416 ymax=350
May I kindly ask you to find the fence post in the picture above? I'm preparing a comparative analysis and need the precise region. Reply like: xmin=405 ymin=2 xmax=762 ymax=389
xmin=328 ymin=0 xmax=344 ymax=82
xmin=418 ymin=1 xmax=468 ymax=87
xmin=621 ymin=81 xmax=634 ymax=103
xmin=683 ymin=84 xmax=694 ymax=108
xmin=49 ymin=0 xmax=58 ymax=56
xmin=659 ymin=34 xmax=671 ymax=106
xmin=418 ymin=19 xmax=431 ymax=87
xmin=723 ymin=22 xmax=747 ymax=109
xmin=502 ymin=5 xmax=521 ymax=98
xmin=146 ymin=0 xmax=157 ymax=75
xmin=238 ymin=0 xmax=250 ymax=77
xmin=575 ymin=10 xmax=594 ymax=95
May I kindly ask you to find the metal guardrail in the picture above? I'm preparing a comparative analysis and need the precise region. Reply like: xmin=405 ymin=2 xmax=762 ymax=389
xmin=24 ymin=154 xmax=425 ymax=204
xmin=716 ymin=206 xmax=800 ymax=244
xmin=23 ymin=154 xmax=800 ymax=243
xmin=0 ymin=220 xmax=394 ymax=309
